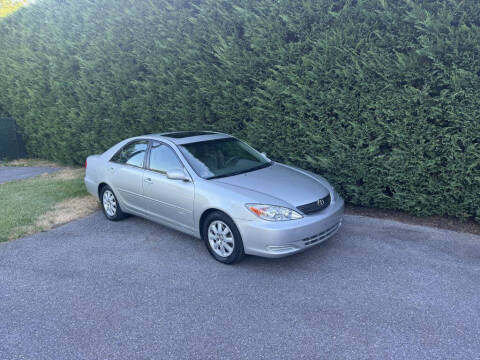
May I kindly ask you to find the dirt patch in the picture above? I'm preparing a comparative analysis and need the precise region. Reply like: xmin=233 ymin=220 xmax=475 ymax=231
xmin=36 ymin=196 xmax=99 ymax=230
xmin=10 ymin=196 xmax=99 ymax=240
xmin=345 ymin=204 xmax=480 ymax=235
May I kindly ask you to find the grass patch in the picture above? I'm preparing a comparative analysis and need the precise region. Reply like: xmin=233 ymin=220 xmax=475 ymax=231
xmin=0 ymin=169 xmax=98 ymax=241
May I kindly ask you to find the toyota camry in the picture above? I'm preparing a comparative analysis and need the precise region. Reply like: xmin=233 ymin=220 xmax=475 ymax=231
xmin=84 ymin=131 xmax=344 ymax=264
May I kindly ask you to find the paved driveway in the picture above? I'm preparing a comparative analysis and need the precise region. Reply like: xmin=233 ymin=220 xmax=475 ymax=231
xmin=0 ymin=166 xmax=59 ymax=184
xmin=0 ymin=213 xmax=479 ymax=360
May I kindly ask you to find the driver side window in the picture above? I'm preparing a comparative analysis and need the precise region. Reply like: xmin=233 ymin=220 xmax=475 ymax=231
xmin=148 ymin=141 xmax=183 ymax=173
xmin=111 ymin=140 xmax=148 ymax=168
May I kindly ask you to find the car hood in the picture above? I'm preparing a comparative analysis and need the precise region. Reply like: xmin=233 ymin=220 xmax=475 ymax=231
xmin=213 ymin=163 xmax=330 ymax=207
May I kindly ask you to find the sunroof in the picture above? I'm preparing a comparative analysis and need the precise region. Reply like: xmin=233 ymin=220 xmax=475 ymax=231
xmin=162 ymin=131 xmax=217 ymax=139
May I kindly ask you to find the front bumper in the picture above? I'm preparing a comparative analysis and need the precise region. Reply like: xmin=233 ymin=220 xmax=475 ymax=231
xmin=236 ymin=198 xmax=344 ymax=258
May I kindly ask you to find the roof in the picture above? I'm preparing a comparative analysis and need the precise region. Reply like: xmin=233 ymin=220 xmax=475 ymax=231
xmin=148 ymin=131 xmax=233 ymax=145
xmin=161 ymin=131 xmax=216 ymax=139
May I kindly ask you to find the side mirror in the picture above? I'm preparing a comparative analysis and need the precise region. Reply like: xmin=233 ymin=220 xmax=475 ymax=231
xmin=166 ymin=169 xmax=191 ymax=182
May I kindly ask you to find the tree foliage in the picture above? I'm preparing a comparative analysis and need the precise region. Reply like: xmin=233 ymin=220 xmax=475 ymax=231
xmin=0 ymin=0 xmax=478 ymax=221
xmin=0 ymin=0 xmax=27 ymax=18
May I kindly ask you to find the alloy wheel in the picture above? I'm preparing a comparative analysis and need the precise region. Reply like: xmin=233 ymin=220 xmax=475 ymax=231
xmin=103 ymin=189 xmax=117 ymax=217
xmin=208 ymin=220 xmax=235 ymax=257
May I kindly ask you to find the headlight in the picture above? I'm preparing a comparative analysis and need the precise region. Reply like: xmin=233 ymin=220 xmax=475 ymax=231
xmin=246 ymin=204 xmax=303 ymax=221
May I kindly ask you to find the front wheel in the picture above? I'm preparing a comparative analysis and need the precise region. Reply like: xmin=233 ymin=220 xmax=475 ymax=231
xmin=202 ymin=211 xmax=245 ymax=264
xmin=100 ymin=185 xmax=126 ymax=221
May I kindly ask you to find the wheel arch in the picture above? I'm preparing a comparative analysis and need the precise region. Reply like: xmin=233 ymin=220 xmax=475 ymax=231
xmin=98 ymin=182 xmax=110 ymax=200
xmin=199 ymin=208 xmax=234 ymax=239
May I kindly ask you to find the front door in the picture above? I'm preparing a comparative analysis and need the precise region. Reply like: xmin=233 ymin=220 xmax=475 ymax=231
xmin=143 ymin=141 xmax=195 ymax=232
xmin=107 ymin=139 xmax=149 ymax=213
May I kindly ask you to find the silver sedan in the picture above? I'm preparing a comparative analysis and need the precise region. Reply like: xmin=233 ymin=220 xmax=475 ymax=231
xmin=85 ymin=131 xmax=344 ymax=264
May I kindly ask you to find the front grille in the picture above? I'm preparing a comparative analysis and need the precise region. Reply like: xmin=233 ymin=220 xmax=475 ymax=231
xmin=302 ymin=222 xmax=341 ymax=247
xmin=297 ymin=194 xmax=331 ymax=215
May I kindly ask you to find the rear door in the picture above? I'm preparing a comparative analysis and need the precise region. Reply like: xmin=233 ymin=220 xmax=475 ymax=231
xmin=107 ymin=139 xmax=149 ymax=213
xmin=143 ymin=141 xmax=195 ymax=232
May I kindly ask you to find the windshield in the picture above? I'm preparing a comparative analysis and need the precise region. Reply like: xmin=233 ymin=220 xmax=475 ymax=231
xmin=179 ymin=138 xmax=272 ymax=179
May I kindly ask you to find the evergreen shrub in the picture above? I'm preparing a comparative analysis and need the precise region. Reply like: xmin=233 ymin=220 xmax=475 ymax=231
xmin=0 ymin=0 xmax=478 ymax=220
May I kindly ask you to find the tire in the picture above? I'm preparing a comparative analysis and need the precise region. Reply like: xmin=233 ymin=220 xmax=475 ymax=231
xmin=100 ymin=185 xmax=126 ymax=221
xmin=202 ymin=211 xmax=245 ymax=264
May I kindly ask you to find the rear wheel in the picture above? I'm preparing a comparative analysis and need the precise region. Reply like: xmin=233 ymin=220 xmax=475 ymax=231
xmin=202 ymin=211 xmax=245 ymax=264
xmin=100 ymin=185 xmax=126 ymax=221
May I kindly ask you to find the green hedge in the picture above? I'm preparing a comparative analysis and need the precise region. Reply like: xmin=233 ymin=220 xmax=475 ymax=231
xmin=0 ymin=0 xmax=479 ymax=221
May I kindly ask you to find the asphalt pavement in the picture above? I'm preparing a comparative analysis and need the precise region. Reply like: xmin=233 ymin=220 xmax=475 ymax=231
xmin=0 ymin=212 xmax=479 ymax=359
xmin=0 ymin=166 xmax=59 ymax=184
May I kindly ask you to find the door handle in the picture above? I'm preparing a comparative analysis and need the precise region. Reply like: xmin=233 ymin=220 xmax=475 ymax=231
xmin=144 ymin=177 xmax=153 ymax=184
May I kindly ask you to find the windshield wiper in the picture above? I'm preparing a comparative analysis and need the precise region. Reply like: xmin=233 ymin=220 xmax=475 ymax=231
xmin=207 ymin=162 xmax=273 ymax=180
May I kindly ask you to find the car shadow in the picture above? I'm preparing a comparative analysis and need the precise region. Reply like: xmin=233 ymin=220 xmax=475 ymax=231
xmin=121 ymin=214 xmax=345 ymax=271
xmin=240 ymin=235 xmax=340 ymax=268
